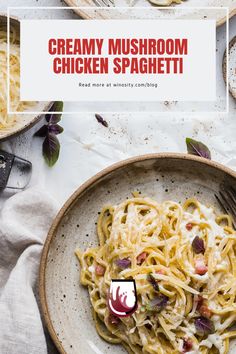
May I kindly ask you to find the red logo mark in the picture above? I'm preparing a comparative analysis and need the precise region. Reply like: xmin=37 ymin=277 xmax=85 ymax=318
xmin=108 ymin=279 xmax=137 ymax=317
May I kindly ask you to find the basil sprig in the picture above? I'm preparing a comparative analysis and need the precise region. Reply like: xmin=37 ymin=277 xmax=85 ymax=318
xmin=35 ymin=101 xmax=64 ymax=167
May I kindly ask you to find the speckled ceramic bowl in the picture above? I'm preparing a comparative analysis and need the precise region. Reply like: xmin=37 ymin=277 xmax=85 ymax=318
xmin=40 ymin=153 xmax=236 ymax=354
xmin=0 ymin=14 xmax=52 ymax=141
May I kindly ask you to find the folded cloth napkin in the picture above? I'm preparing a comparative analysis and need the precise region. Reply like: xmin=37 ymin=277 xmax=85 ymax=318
xmin=0 ymin=188 xmax=58 ymax=354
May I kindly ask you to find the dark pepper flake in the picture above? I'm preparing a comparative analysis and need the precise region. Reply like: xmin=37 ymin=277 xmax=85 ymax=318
xmin=145 ymin=323 xmax=152 ymax=330
xmin=147 ymin=273 xmax=159 ymax=292
xmin=95 ymin=114 xmax=108 ymax=127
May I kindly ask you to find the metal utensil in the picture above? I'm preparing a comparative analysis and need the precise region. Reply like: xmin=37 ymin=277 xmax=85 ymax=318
xmin=93 ymin=0 xmax=115 ymax=7
xmin=0 ymin=150 xmax=32 ymax=191
xmin=215 ymin=185 xmax=236 ymax=229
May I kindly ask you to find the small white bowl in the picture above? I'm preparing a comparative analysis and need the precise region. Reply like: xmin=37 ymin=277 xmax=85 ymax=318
xmin=0 ymin=14 xmax=52 ymax=142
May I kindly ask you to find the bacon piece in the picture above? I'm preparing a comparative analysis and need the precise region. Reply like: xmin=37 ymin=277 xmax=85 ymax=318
xmin=186 ymin=223 xmax=193 ymax=231
xmin=196 ymin=295 xmax=204 ymax=310
xmin=198 ymin=304 xmax=212 ymax=319
xmin=155 ymin=269 xmax=165 ymax=275
xmin=108 ymin=313 xmax=120 ymax=325
xmin=196 ymin=296 xmax=212 ymax=318
xmin=182 ymin=338 xmax=193 ymax=352
xmin=95 ymin=264 xmax=105 ymax=276
xmin=194 ymin=256 xmax=208 ymax=275
xmin=137 ymin=252 xmax=147 ymax=265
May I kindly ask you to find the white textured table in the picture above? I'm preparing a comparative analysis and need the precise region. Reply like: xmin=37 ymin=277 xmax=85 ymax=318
xmin=0 ymin=0 xmax=235 ymax=205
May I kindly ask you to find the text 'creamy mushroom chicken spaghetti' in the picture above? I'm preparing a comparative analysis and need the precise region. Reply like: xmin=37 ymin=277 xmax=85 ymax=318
xmin=76 ymin=197 xmax=236 ymax=354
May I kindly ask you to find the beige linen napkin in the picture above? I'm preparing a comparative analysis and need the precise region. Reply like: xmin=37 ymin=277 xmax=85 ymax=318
xmin=0 ymin=188 xmax=58 ymax=354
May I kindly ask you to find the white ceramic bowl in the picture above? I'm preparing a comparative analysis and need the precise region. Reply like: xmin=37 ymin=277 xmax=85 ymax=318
xmin=0 ymin=14 xmax=52 ymax=141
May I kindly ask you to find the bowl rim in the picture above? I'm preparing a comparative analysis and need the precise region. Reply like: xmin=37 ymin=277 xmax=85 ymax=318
xmin=223 ymin=35 xmax=236 ymax=100
xmin=63 ymin=0 xmax=236 ymax=26
xmin=39 ymin=152 xmax=236 ymax=354
xmin=0 ymin=13 xmax=53 ymax=142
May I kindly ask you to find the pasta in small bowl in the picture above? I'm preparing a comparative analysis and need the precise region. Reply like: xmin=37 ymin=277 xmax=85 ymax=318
xmin=0 ymin=14 xmax=51 ymax=141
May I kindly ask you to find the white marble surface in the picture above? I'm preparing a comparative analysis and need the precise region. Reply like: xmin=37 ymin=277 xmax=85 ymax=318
xmin=0 ymin=0 xmax=235 ymax=201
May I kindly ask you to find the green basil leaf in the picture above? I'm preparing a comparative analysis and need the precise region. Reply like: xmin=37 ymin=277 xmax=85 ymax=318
xmin=146 ymin=294 xmax=168 ymax=312
xmin=95 ymin=114 xmax=108 ymax=128
xmin=192 ymin=236 xmax=205 ymax=254
xmin=147 ymin=273 xmax=159 ymax=292
xmin=48 ymin=124 xmax=64 ymax=135
xmin=46 ymin=101 xmax=63 ymax=124
xmin=43 ymin=133 xmax=60 ymax=167
xmin=195 ymin=317 xmax=215 ymax=336
xmin=186 ymin=138 xmax=211 ymax=160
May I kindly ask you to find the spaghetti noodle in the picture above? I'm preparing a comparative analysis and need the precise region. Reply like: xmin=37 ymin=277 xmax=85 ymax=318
xmin=76 ymin=197 xmax=236 ymax=354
